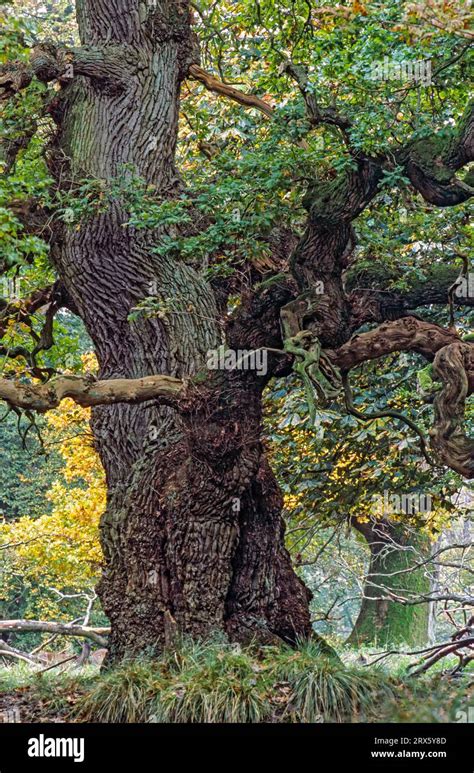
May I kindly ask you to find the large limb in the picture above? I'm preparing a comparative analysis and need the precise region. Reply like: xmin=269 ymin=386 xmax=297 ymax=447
xmin=0 ymin=373 xmax=183 ymax=412
xmin=0 ymin=42 xmax=128 ymax=100
xmin=348 ymin=263 xmax=474 ymax=328
xmin=397 ymin=99 xmax=474 ymax=206
xmin=330 ymin=317 xmax=474 ymax=478
xmin=332 ymin=317 xmax=462 ymax=372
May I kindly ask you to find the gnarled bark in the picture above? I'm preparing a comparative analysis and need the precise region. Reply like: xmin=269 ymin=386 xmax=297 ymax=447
xmin=431 ymin=342 xmax=474 ymax=477
xmin=39 ymin=0 xmax=312 ymax=662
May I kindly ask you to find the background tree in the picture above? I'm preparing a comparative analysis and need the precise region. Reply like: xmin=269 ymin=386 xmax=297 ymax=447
xmin=267 ymin=361 xmax=472 ymax=646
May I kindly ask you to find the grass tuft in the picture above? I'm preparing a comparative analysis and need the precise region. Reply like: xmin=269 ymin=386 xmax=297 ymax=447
xmin=36 ymin=637 xmax=465 ymax=724
xmin=268 ymin=640 xmax=392 ymax=722
xmin=76 ymin=659 xmax=164 ymax=723
xmin=150 ymin=638 xmax=269 ymax=723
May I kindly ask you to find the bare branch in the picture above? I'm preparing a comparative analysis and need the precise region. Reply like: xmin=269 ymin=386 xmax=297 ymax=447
xmin=0 ymin=620 xmax=110 ymax=647
xmin=0 ymin=641 xmax=41 ymax=664
xmin=188 ymin=64 xmax=274 ymax=117
xmin=280 ymin=59 xmax=352 ymax=132
xmin=0 ymin=373 xmax=183 ymax=412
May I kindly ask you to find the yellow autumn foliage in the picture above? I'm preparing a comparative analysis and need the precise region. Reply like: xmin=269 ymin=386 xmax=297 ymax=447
xmin=271 ymin=418 xmax=450 ymax=539
xmin=0 ymin=390 xmax=105 ymax=615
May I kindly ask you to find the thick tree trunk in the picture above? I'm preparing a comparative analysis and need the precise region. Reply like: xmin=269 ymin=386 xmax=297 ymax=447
xmin=98 ymin=374 xmax=312 ymax=659
xmin=347 ymin=520 xmax=431 ymax=647
xmin=46 ymin=0 xmax=311 ymax=661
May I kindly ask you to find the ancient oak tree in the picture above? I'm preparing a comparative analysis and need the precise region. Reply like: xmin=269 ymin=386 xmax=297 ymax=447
xmin=0 ymin=1 xmax=473 ymax=661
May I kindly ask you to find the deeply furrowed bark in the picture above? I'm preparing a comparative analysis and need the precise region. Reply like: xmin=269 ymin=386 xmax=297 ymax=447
xmin=44 ymin=0 xmax=311 ymax=661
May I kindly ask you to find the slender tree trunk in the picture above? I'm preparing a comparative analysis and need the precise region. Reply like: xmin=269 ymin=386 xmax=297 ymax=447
xmin=46 ymin=0 xmax=311 ymax=662
xmin=347 ymin=520 xmax=431 ymax=647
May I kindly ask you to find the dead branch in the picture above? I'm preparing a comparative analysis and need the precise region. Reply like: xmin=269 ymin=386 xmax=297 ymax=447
xmin=0 ymin=649 xmax=36 ymax=664
xmin=0 ymin=620 xmax=110 ymax=647
xmin=188 ymin=64 xmax=274 ymax=117
xmin=0 ymin=641 xmax=42 ymax=664
xmin=0 ymin=373 xmax=183 ymax=412
xmin=36 ymin=654 xmax=78 ymax=675
xmin=367 ymin=617 xmax=474 ymax=675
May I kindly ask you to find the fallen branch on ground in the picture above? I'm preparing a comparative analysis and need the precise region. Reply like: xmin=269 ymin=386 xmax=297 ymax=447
xmin=366 ymin=616 xmax=474 ymax=676
xmin=36 ymin=654 xmax=78 ymax=675
xmin=0 ymin=641 xmax=42 ymax=664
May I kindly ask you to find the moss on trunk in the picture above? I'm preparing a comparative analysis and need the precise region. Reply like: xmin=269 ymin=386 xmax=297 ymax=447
xmin=347 ymin=520 xmax=432 ymax=648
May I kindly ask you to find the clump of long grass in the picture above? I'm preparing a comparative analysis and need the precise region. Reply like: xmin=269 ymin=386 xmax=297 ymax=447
xmin=76 ymin=659 xmax=164 ymax=723
xmin=267 ymin=640 xmax=391 ymax=722
xmin=151 ymin=637 xmax=270 ymax=723
xmin=0 ymin=662 xmax=37 ymax=692
xmin=76 ymin=637 xmax=271 ymax=723
xmin=74 ymin=636 xmax=394 ymax=723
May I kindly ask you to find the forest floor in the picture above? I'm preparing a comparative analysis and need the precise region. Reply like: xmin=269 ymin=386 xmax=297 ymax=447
xmin=0 ymin=642 xmax=473 ymax=724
